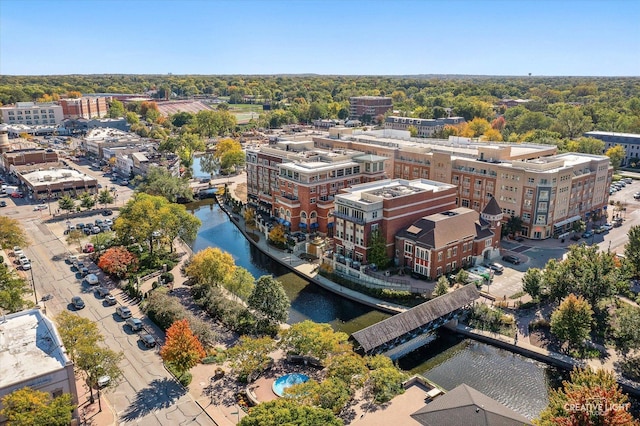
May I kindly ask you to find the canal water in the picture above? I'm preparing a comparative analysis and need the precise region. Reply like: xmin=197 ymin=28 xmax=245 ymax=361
xmin=188 ymin=200 xmax=567 ymax=419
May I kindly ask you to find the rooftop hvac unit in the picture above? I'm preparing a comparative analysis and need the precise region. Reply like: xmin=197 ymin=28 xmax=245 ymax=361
xmin=43 ymin=175 xmax=52 ymax=181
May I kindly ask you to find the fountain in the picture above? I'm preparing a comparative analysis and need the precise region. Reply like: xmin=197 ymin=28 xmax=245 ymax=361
xmin=272 ymin=373 xmax=310 ymax=397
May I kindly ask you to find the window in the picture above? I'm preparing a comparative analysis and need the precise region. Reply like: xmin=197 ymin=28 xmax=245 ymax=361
xmin=437 ymin=252 xmax=443 ymax=261
xmin=453 ymin=247 xmax=458 ymax=256
xmin=447 ymin=249 xmax=452 ymax=258
xmin=310 ymin=198 xmax=316 ymax=204
xmin=404 ymin=242 xmax=412 ymax=253
xmin=528 ymin=177 xmax=535 ymax=184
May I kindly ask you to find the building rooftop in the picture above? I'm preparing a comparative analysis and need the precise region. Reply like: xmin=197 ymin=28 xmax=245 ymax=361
xmin=585 ymin=130 xmax=640 ymax=139
xmin=22 ymin=168 xmax=96 ymax=185
xmin=337 ymin=179 xmax=456 ymax=204
xmin=0 ymin=309 xmax=70 ymax=387
xmin=85 ymin=127 xmax=139 ymax=142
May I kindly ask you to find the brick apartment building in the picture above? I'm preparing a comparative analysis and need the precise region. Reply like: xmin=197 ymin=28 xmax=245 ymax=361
xmin=349 ymin=96 xmax=393 ymax=122
xmin=332 ymin=179 xmax=458 ymax=266
xmin=396 ymin=198 xmax=503 ymax=279
xmin=313 ymin=131 xmax=612 ymax=239
xmin=58 ymin=97 xmax=109 ymax=119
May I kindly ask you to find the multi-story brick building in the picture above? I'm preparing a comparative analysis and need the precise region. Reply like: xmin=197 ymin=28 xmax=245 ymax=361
xmin=349 ymin=96 xmax=393 ymax=122
xmin=396 ymin=198 xmax=503 ymax=279
xmin=384 ymin=116 xmax=466 ymax=137
xmin=332 ymin=179 xmax=458 ymax=266
xmin=0 ymin=102 xmax=64 ymax=126
xmin=58 ymin=97 xmax=109 ymax=119
xmin=313 ymin=131 xmax=612 ymax=239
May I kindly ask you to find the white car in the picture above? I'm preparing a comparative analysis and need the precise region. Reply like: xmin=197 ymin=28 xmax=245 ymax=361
xmin=13 ymin=246 xmax=24 ymax=257
xmin=97 ymin=375 xmax=110 ymax=388
xmin=85 ymin=274 xmax=100 ymax=286
xmin=33 ymin=204 xmax=48 ymax=211
xmin=19 ymin=257 xmax=31 ymax=270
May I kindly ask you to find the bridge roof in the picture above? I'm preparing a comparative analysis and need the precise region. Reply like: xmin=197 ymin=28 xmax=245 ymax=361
xmin=351 ymin=285 xmax=479 ymax=353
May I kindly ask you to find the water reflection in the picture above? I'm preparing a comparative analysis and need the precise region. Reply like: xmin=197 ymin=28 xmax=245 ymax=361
xmin=189 ymin=201 xmax=389 ymax=333
xmin=399 ymin=332 xmax=566 ymax=420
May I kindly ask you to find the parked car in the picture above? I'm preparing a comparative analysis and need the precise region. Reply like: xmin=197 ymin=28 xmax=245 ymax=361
xmin=104 ymin=294 xmax=117 ymax=306
xmin=95 ymin=219 xmax=104 ymax=226
xmin=83 ymin=227 xmax=92 ymax=236
xmin=83 ymin=243 xmax=94 ymax=253
xmin=10 ymin=192 xmax=23 ymax=198
xmin=634 ymin=192 xmax=640 ymax=200
xmin=582 ymin=230 xmax=594 ymax=239
xmin=76 ymin=223 xmax=86 ymax=229
xmin=119 ymin=180 xmax=129 ymax=186
xmin=484 ymin=262 xmax=504 ymax=273
xmin=72 ymin=296 xmax=85 ymax=310
xmin=104 ymin=219 xmax=113 ymax=226
xmin=603 ymin=223 xmax=614 ymax=231
xmin=126 ymin=318 xmax=144 ymax=332
xmin=80 ymin=267 xmax=90 ymax=277
xmin=613 ymin=218 xmax=623 ymax=228
xmin=594 ymin=225 xmax=607 ymax=234
xmin=97 ymin=375 xmax=111 ymax=388
xmin=85 ymin=274 xmax=100 ymax=286
xmin=0 ymin=201 xmax=6 ymax=207
xmin=67 ymin=254 xmax=79 ymax=265
xmin=501 ymin=255 xmax=521 ymax=265
xmin=19 ymin=257 xmax=32 ymax=270
xmin=102 ymin=209 xmax=113 ymax=216
xmin=138 ymin=332 xmax=156 ymax=348
xmin=91 ymin=226 xmax=101 ymax=234
xmin=96 ymin=286 xmax=110 ymax=297
xmin=13 ymin=246 xmax=24 ymax=257
xmin=116 ymin=306 xmax=132 ymax=319
xmin=33 ymin=204 xmax=48 ymax=211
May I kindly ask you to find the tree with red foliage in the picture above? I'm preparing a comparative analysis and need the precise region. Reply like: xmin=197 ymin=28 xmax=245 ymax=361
xmin=491 ymin=116 xmax=506 ymax=131
xmin=160 ymin=319 xmax=206 ymax=378
xmin=97 ymin=246 xmax=139 ymax=278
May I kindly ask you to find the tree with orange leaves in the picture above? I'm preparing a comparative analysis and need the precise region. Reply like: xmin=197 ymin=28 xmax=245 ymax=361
xmin=97 ymin=246 xmax=139 ymax=278
xmin=535 ymin=367 xmax=639 ymax=426
xmin=160 ymin=319 xmax=206 ymax=378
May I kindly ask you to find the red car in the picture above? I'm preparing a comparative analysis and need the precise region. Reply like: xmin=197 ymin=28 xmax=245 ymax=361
xmin=10 ymin=192 xmax=23 ymax=198
xmin=83 ymin=243 xmax=95 ymax=253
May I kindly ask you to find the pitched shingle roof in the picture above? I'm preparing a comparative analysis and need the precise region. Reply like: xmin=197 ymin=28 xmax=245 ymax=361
xmin=396 ymin=208 xmax=478 ymax=249
xmin=411 ymin=384 xmax=532 ymax=426
xmin=351 ymin=285 xmax=479 ymax=353
xmin=482 ymin=197 xmax=502 ymax=216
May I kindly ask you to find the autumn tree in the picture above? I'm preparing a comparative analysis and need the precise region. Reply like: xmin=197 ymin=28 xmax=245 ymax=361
xmin=55 ymin=311 xmax=104 ymax=363
xmin=535 ymin=367 xmax=638 ymax=426
xmin=238 ymin=399 xmax=342 ymax=426
xmin=226 ymin=336 xmax=275 ymax=382
xmin=214 ymin=138 xmax=244 ymax=173
xmin=280 ymin=320 xmax=350 ymax=363
xmin=185 ymin=247 xmax=237 ymax=287
xmin=0 ymin=387 xmax=75 ymax=426
xmin=284 ymin=377 xmax=352 ymax=414
xmin=223 ymin=266 xmax=255 ymax=301
xmin=0 ymin=262 xmax=31 ymax=313
xmin=434 ymin=276 xmax=450 ymax=297
xmin=550 ymin=294 xmax=594 ymax=351
xmin=113 ymin=193 xmax=201 ymax=255
xmin=0 ymin=216 xmax=29 ymax=249
xmin=75 ymin=344 xmax=124 ymax=406
xmin=606 ymin=145 xmax=625 ymax=171
xmin=97 ymin=246 xmax=139 ymax=278
xmin=160 ymin=319 xmax=206 ymax=378
xmin=243 ymin=208 xmax=256 ymax=227
xmin=565 ymin=137 xmax=606 ymax=155
xmin=268 ymin=224 xmax=286 ymax=247
xmin=248 ymin=275 xmax=290 ymax=325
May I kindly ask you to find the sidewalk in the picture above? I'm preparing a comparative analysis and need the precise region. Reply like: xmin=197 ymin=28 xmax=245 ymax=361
xmin=74 ymin=374 xmax=116 ymax=426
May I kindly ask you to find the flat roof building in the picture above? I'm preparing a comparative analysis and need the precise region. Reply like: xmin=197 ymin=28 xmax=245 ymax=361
xmin=584 ymin=131 xmax=640 ymax=167
xmin=0 ymin=309 xmax=79 ymax=423
xmin=349 ymin=96 xmax=393 ymax=122
xmin=0 ymin=102 xmax=64 ymax=126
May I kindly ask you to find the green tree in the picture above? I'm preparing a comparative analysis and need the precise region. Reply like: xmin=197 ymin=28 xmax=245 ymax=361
xmin=79 ymin=192 xmax=96 ymax=210
xmin=108 ymin=99 xmax=125 ymax=118
xmin=522 ymin=268 xmax=543 ymax=301
xmin=0 ymin=216 xmax=29 ymax=249
xmin=136 ymin=166 xmax=192 ymax=203
xmin=504 ymin=215 xmax=523 ymax=238
xmin=606 ymin=145 xmax=626 ymax=171
xmin=0 ymin=262 xmax=31 ymax=313
xmin=535 ymin=367 xmax=638 ymax=426
xmin=226 ymin=336 xmax=275 ymax=383
xmin=170 ymin=111 xmax=194 ymax=127
xmin=58 ymin=195 xmax=75 ymax=216
xmin=367 ymin=229 xmax=389 ymax=269
xmin=280 ymin=320 xmax=349 ymax=363
xmin=550 ymin=293 xmax=593 ymax=351
xmin=565 ymin=137 xmax=605 ymax=155
xmin=326 ymin=353 xmax=370 ymax=389
xmin=75 ymin=344 xmax=124 ymax=406
xmin=55 ymin=311 xmax=103 ymax=363
xmin=176 ymin=132 xmax=206 ymax=175
xmin=571 ymin=219 xmax=586 ymax=235
xmin=223 ymin=266 xmax=254 ymax=301
xmin=125 ymin=111 xmax=139 ymax=124
xmin=366 ymin=355 xmax=407 ymax=404
xmin=625 ymin=226 xmax=640 ymax=278
xmin=199 ymin=153 xmax=219 ymax=178
xmin=214 ymin=138 xmax=245 ymax=173
xmin=455 ymin=269 xmax=469 ymax=284
xmin=238 ymin=399 xmax=342 ymax=426
xmin=248 ymin=275 xmax=290 ymax=324
xmin=113 ymin=193 xmax=201 ymax=255
xmin=97 ymin=189 xmax=114 ymax=207
xmin=0 ymin=387 xmax=75 ymax=426
xmin=285 ymin=377 xmax=352 ymax=414
xmin=159 ymin=319 xmax=206 ymax=378
xmin=612 ymin=304 xmax=640 ymax=357
xmin=551 ymin=108 xmax=593 ymax=139
xmin=434 ymin=276 xmax=449 ymax=297
xmin=407 ymin=125 xmax=418 ymax=137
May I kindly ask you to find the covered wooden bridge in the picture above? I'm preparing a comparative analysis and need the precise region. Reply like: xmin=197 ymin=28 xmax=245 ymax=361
xmin=351 ymin=285 xmax=479 ymax=358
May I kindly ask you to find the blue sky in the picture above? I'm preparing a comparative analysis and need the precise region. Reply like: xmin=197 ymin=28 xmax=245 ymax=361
xmin=1 ymin=0 xmax=638 ymax=76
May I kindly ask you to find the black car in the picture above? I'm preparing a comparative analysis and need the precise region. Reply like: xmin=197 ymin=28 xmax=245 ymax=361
xmin=139 ymin=332 xmax=157 ymax=348
xmin=502 ymin=255 xmax=521 ymax=265
xmin=102 ymin=209 xmax=113 ymax=216
xmin=0 ymin=201 xmax=6 ymax=207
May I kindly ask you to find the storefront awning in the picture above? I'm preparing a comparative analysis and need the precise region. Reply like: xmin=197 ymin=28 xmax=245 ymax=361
xmin=327 ymin=222 xmax=334 ymax=228
xmin=310 ymin=222 xmax=319 ymax=229
xmin=283 ymin=221 xmax=291 ymax=227
xmin=299 ymin=223 xmax=307 ymax=228
xmin=553 ymin=215 xmax=582 ymax=228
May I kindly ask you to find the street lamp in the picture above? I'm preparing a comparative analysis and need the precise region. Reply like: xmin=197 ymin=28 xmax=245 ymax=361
xmin=30 ymin=267 xmax=37 ymax=305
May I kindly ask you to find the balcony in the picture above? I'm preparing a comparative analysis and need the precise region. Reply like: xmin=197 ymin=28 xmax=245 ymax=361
xmin=317 ymin=195 xmax=335 ymax=206
xmin=276 ymin=194 xmax=300 ymax=208
xmin=332 ymin=211 xmax=365 ymax=225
